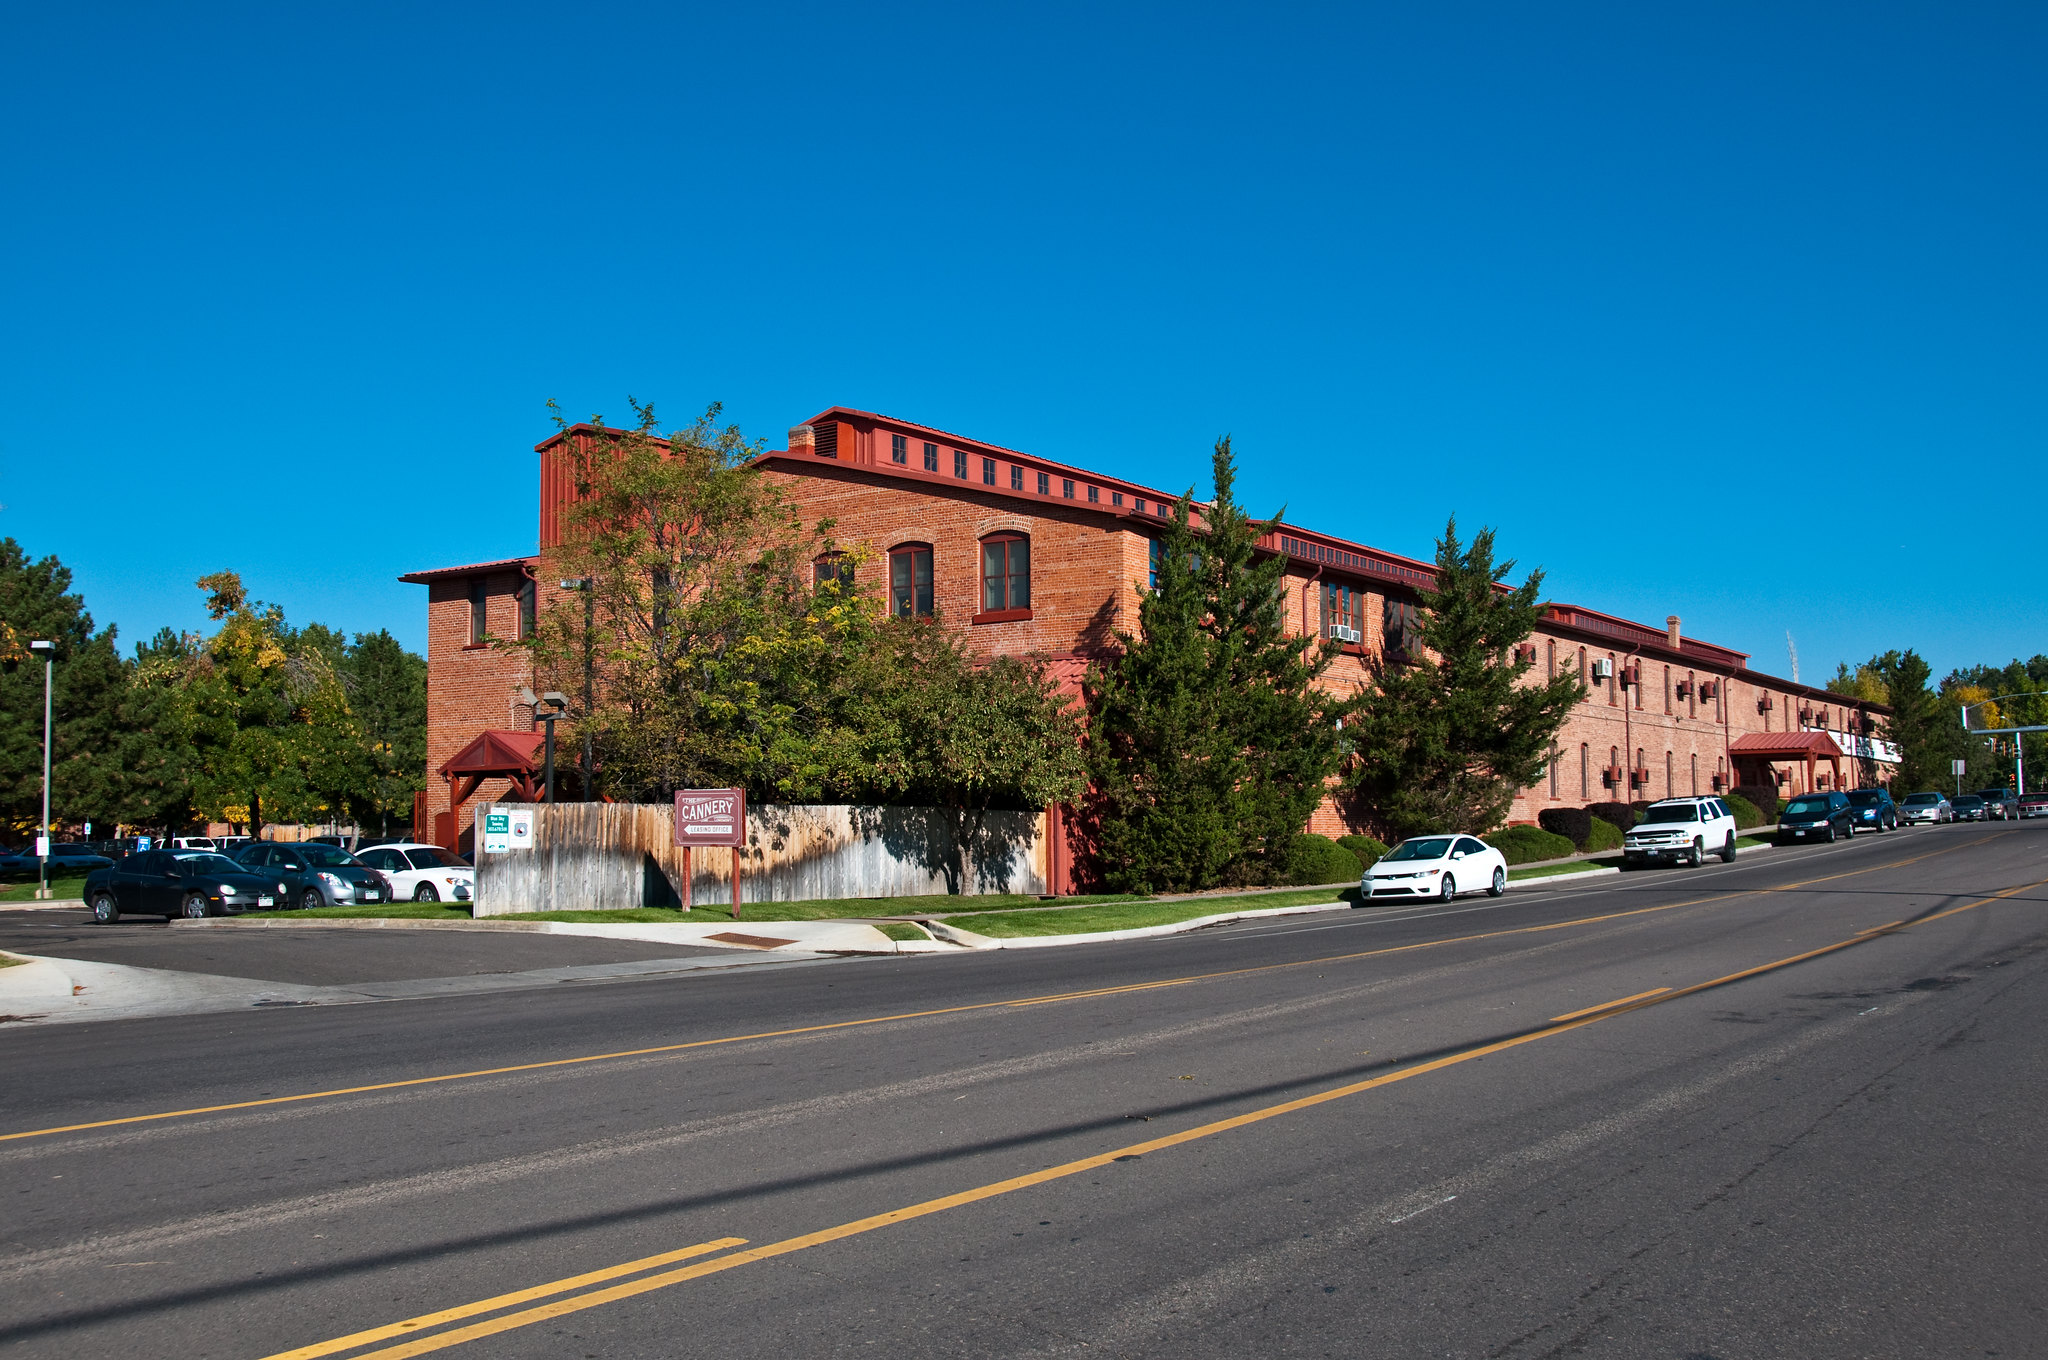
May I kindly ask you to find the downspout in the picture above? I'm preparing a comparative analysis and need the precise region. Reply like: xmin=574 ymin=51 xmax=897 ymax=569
xmin=1623 ymin=642 xmax=1640 ymax=799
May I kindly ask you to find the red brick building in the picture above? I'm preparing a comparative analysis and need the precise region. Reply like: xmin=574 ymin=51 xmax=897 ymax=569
xmin=406 ymin=406 xmax=1891 ymax=863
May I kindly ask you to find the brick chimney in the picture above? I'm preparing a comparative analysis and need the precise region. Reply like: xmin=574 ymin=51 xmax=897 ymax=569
xmin=1666 ymin=615 xmax=1682 ymax=649
xmin=788 ymin=424 xmax=816 ymax=456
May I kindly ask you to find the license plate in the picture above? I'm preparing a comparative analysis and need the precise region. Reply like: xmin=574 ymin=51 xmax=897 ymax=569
xmin=258 ymin=895 xmax=274 ymax=906
xmin=361 ymin=891 xmax=381 ymax=902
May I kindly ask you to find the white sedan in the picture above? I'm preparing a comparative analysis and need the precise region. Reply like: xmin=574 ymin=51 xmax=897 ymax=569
xmin=357 ymin=843 xmax=475 ymax=903
xmin=1361 ymin=834 xmax=1509 ymax=902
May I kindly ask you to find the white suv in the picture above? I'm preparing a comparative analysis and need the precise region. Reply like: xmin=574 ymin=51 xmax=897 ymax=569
xmin=1623 ymin=797 xmax=1739 ymax=867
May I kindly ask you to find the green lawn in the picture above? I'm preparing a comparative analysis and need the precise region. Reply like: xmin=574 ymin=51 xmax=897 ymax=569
xmin=239 ymin=903 xmax=473 ymax=921
xmin=232 ymin=890 xmax=1148 ymax=926
xmin=945 ymin=887 xmax=1358 ymax=938
xmin=1508 ymin=859 xmax=1621 ymax=881
xmin=0 ymin=874 xmax=93 ymax=904
xmin=874 ymin=922 xmax=931 ymax=942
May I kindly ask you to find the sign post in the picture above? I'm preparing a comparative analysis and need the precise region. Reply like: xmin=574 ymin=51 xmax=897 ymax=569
xmin=674 ymin=789 xmax=746 ymax=920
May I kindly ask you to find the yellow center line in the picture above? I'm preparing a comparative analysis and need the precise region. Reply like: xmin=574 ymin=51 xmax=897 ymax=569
xmin=0 ymin=833 xmax=2001 ymax=1146
xmin=269 ymin=870 xmax=2047 ymax=1360
xmin=1550 ymin=987 xmax=1669 ymax=1021
xmin=258 ymin=1237 xmax=747 ymax=1360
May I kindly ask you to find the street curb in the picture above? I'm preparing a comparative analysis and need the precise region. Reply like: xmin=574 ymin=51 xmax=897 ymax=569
xmin=927 ymin=899 xmax=1352 ymax=949
xmin=0 ymin=950 xmax=75 ymax=1002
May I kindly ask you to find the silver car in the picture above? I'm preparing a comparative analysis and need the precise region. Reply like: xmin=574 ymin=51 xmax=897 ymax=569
xmin=1898 ymin=792 xmax=1951 ymax=825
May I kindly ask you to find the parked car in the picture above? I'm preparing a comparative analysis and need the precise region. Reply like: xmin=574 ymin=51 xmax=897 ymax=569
xmin=169 ymin=836 xmax=219 ymax=851
xmin=231 ymin=841 xmax=391 ymax=910
xmin=1361 ymin=834 xmax=1508 ymax=902
xmin=1898 ymin=791 xmax=1951 ymax=825
xmin=0 ymin=843 xmax=114 ymax=875
xmin=83 ymin=850 xmax=283 ymax=922
xmin=1776 ymin=791 xmax=1856 ymax=844
xmin=1622 ymin=796 xmax=1740 ymax=866
xmin=1951 ymin=794 xmax=1988 ymax=822
xmin=1846 ymin=788 xmax=1898 ymax=833
xmin=2020 ymin=792 xmax=2048 ymax=819
xmin=355 ymin=843 xmax=475 ymax=903
xmin=1976 ymin=788 xmax=2018 ymax=820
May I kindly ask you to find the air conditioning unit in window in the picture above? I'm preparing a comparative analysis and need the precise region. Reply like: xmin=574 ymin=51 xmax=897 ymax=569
xmin=1591 ymin=658 xmax=1614 ymax=679
xmin=1514 ymin=643 xmax=1537 ymax=663
xmin=1699 ymin=680 xmax=1719 ymax=699
xmin=1326 ymin=624 xmax=1361 ymax=644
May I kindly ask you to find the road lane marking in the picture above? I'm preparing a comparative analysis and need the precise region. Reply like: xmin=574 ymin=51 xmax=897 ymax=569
xmin=1550 ymin=988 xmax=1669 ymax=1021
xmin=261 ymin=872 xmax=2048 ymax=1360
xmin=1 ymin=835 xmax=2006 ymax=1147
xmin=260 ymin=1237 xmax=747 ymax=1360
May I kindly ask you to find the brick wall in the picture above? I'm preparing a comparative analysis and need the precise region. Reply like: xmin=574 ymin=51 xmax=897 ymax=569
xmin=422 ymin=566 xmax=540 ymax=845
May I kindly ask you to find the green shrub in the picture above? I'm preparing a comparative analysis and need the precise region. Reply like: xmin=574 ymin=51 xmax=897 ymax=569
xmin=1588 ymin=801 xmax=1637 ymax=832
xmin=1722 ymin=792 xmax=1767 ymax=829
xmin=1584 ymin=817 xmax=1624 ymax=852
xmin=1336 ymin=833 xmax=1390 ymax=866
xmin=1630 ymin=799 xmax=1652 ymax=820
xmin=1487 ymin=824 xmax=1577 ymax=866
xmin=1537 ymin=807 xmax=1594 ymax=848
xmin=1288 ymin=833 xmax=1365 ymax=885
xmin=1731 ymin=785 xmax=1779 ymax=825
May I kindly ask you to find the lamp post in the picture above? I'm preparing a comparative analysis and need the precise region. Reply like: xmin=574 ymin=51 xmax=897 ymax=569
xmin=29 ymin=640 xmax=53 ymax=900
xmin=537 ymin=692 xmax=569 ymax=804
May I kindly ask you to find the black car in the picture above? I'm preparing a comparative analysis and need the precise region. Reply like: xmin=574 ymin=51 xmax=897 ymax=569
xmin=83 ymin=851 xmax=282 ymax=922
xmin=1846 ymin=788 xmax=1897 ymax=833
xmin=1776 ymin=791 xmax=1856 ymax=844
xmin=232 ymin=841 xmax=389 ymax=909
xmin=0 ymin=842 xmax=115 ymax=876
xmin=1950 ymin=794 xmax=1988 ymax=822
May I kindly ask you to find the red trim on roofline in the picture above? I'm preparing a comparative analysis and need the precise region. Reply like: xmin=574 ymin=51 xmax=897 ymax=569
xmin=399 ymin=557 xmax=537 ymax=585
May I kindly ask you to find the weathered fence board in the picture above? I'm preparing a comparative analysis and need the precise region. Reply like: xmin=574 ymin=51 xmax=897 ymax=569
xmin=473 ymin=802 xmax=1046 ymax=916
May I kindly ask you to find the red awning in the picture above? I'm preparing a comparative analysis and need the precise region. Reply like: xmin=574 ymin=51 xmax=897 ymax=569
xmin=1729 ymin=732 xmax=1844 ymax=758
xmin=438 ymin=729 xmax=545 ymax=778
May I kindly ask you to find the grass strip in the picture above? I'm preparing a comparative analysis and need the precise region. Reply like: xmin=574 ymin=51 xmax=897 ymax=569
xmin=946 ymin=888 xmax=1356 ymax=938
xmin=240 ymin=903 xmax=473 ymax=920
xmin=873 ymin=922 xmax=930 ymax=943
xmin=0 ymin=875 xmax=92 ymax=904
xmin=235 ymin=891 xmax=1147 ymax=926
xmin=1507 ymin=861 xmax=1616 ymax=881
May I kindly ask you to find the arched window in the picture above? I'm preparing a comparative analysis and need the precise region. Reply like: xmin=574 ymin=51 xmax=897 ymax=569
xmin=1580 ymin=744 xmax=1590 ymax=799
xmin=1665 ymin=749 xmax=1674 ymax=797
xmin=812 ymin=553 xmax=854 ymax=592
xmin=1546 ymin=639 xmax=1555 ymax=679
xmin=889 ymin=543 xmax=933 ymax=618
xmin=1691 ymin=752 xmax=1698 ymax=795
xmin=1664 ymin=664 xmax=1673 ymax=715
xmin=1549 ymin=746 xmax=1559 ymax=798
xmin=980 ymin=534 xmax=1031 ymax=616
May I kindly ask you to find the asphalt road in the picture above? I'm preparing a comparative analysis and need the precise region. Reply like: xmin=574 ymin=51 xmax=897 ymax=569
xmin=2 ymin=821 xmax=2043 ymax=1359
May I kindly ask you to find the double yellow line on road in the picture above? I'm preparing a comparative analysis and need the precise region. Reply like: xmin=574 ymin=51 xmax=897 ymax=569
xmin=0 ymin=833 xmax=2002 ymax=1147
xmin=259 ymin=870 xmax=2045 ymax=1360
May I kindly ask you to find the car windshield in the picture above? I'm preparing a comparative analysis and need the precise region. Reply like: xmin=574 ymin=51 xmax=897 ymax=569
xmin=1784 ymin=798 xmax=1831 ymax=816
xmin=1384 ymin=837 xmax=1454 ymax=862
xmin=1903 ymin=793 xmax=1942 ymax=805
xmin=296 ymin=844 xmax=364 ymax=867
xmin=174 ymin=853 xmax=245 ymax=874
xmin=1639 ymin=803 xmax=1700 ymax=823
xmin=1847 ymin=791 xmax=1882 ymax=806
xmin=1952 ymin=796 xmax=1983 ymax=808
xmin=405 ymin=847 xmax=466 ymax=870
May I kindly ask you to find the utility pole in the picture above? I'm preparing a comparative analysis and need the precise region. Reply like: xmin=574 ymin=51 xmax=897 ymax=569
xmin=30 ymin=640 xmax=54 ymax=900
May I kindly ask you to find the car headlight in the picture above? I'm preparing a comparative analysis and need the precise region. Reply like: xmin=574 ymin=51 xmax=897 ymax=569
xmin=216 ymin=884 xmax=237 ymax=896
xmin=318 ymin=871 xmax=347 ymax=889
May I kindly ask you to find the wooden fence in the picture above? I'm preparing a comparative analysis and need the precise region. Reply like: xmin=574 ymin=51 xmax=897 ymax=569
xmin=472 ymin=801 xmax=1048 ymax=916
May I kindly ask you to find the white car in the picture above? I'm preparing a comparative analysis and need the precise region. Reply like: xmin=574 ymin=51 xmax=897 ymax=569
xmin=357 ymin=842 xmax=474 ymax=903
xmin=1361 ymin=834 xmax=1509 ymax=902
xmin=1623 ymin=796 xmax=1739 ymax=867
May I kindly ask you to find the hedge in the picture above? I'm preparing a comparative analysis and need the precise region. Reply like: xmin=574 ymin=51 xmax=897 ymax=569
xmin=1537 ymin=806 xmax=1594 ymax=849
xmin=1488 ymin=824 xmax=1577 ymax=866
xmin=1585 ymin=817 xmax=1624 ymax=852
xmin=1336 ymin=834 xmax=1390 ymax=866
xmin=1289 ymin=833 xmax=1365 ymax=885
xmin=1588 ymin=801 xmax=1637 ymax=832
xmin=1731 ymin=786 xmax=1779 ymax=825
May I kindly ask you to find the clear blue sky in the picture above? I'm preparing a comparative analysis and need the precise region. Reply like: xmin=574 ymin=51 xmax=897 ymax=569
xmin=4 ymin=2 xmax=2041 ymax=684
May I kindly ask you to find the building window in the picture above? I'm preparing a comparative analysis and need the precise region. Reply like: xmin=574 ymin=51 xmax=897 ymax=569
xmin=889 ymin=544 xmax=933 ymax=618
xmin=1549 ymin=746 xmax=1560 ymax=798
xmin=982 ymin=457 xmax=996 ymax=486
xmin=469 ymin=578 xmax=488 ymax=644
xmin=891 ymin=433 xmax=907 ymax=464
xmin=1664 ymin=664 xmax=1673 ymax=715
xmin=1062 ymin=479 xmax=1075 ymax=499
xmin=923 ymin=442 xmax=939 ymax=472
xmin=1691 ymin=753 xmax=1698 ymax=795
xmin=1087 ymin=485 xmax=1099 ymax=503
xmin=953 ymin=449 xmax=968 ymax=479
xmin=1011 ymin=465 xmax=1024 ymax=490
xmin=980 ymin=535 xmax=1030 ymax=614
xmin=1155 ymin=502 xmax=1168 ymax=517
xmin=517 ymin=576 xmax=536 ymax=640
xmin=1134 ymin=497 xmax=1146 ymax=514
xmin=1112 ymin=492 xmax=1123 ymax=507
xmin=1036 ymin=471 xmax=1050 ymax=495
xmin=1580 ymin=744 xmax=1589 ymax=799
xmin=1148 ymin=538 xmax=1163 ymax=591
xmin=813 ymin=554 xmax=854 ymax=592
xmin=1666 ymin=749 xmax=1674 ymax=797
xmin=1322 ymin=583 xmax=1361 ymax=636
xmin=1546 ymin=640 xmax=1555 ymax=679
xmin=1383 ymin=599 xmax=1419 ymax=659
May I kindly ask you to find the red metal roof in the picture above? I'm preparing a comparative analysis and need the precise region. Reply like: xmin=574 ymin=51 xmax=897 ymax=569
xmin=1730 ymin=732 xmax=1845 ymax=758
xmin=399 ymin=557 xmax=536 ymax=585
xmin=438 ymin=729 xmax=545 ymax=776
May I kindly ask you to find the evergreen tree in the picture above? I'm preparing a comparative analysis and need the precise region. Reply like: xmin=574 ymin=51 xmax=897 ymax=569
xmin=1086 ymin=437 xmax=1353 ymax=893
xmin=1347 ymin=518 xmax=1583 ymax=839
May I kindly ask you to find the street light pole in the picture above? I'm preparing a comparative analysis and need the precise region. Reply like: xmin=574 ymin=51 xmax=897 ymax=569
xmin=30 ymin=640 xmax=53 ymax=900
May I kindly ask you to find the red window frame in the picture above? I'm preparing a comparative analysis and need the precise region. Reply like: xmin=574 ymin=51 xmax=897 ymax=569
xmin=889 ymin=543 xmax=934 ymax=618
xmin=977 ymin=534 xmax=1031 ymax=621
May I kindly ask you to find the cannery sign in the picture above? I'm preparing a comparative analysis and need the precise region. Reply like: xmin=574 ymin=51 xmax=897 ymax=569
xmin=674 ymin=788 xmax=746 ymax=847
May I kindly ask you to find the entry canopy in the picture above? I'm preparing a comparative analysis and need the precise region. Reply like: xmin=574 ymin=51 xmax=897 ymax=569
xmin=1729 ymin=732 xmax=1845 ymax=758
xmin=439 ymin=729 xmax=546 ymax=804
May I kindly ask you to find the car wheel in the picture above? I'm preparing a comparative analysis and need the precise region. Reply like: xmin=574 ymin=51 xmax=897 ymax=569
xmin=299 ymin=888 xmax=323 ymax=911
xmin=413 ymin=883 xmax=439 ymax=903
xmin=1720 ymin=833 xmax=1737 ymax=863
xmin=181 ymin=893 xmax=211 ymax=920
xmin=91 ymin=892 xmax=119 ymax=924
xmin=1488 ymin=866 xmax=1505 ymax=898
xmin=1438 ymin=873 xmax=1456 ymax=902
xmin=1824 ymin=823 xmax=1837 ymax=843
xmin=1687 ymin=837 xmax=1703 ymax=867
